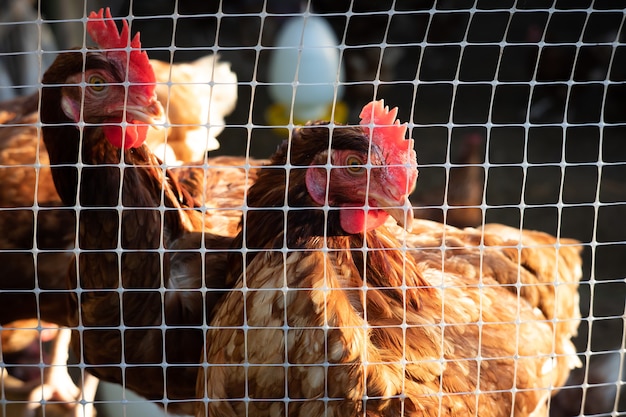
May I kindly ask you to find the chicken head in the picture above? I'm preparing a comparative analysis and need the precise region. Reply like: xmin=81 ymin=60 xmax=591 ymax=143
xmin=57 ymin=8 xmax=164 ymax=149
xmin=304 ymin=100 xmax=418 ymax=233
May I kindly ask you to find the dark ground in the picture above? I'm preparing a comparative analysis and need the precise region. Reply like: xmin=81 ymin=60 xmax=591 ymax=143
xmin=14 ymin=0 xmax=626 ymax=415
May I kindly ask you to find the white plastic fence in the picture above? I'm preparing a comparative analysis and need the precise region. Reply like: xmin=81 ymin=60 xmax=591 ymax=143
xmin=0 ymin=1 xmax=624 ymax=416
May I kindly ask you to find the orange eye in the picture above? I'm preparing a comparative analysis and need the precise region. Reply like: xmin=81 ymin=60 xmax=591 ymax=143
xmin=88 ymin=75 xmax=107 ymax=92
xmin=346 ymin=155 xmax=365 ymax=174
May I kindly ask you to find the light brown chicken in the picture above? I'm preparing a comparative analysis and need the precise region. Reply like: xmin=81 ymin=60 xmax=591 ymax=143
xmin=197 ymin=100 xmax=582 ymax=417
xmin=387 ymin=218 xmax=583 ymax=391
xmin=149 ymin=54 xmax=238 ymax=164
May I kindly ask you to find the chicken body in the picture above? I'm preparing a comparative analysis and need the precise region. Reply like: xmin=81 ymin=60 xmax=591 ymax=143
xmin=197 ymin=103 xmax=582 ymax=417
xmin=388 ymin=218 xmax=582 ymax=390
xmin=172 ymin=156 xmax=266 ymax=237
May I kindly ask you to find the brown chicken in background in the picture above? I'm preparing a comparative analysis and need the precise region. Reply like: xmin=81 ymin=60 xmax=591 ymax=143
xmin=197 ymin=100 xmax=582 ymax=417
xmin=386 ymin=218 xmax=583 ymax=390
xmin=172 ymin=155 xmax=267 ymax=237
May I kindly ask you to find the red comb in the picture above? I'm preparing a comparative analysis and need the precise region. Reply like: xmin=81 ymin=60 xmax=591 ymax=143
xmin=86 ymin=8 xmax=155 ymax=86
xmin=359 ymin=100 xmax=418 ymax=193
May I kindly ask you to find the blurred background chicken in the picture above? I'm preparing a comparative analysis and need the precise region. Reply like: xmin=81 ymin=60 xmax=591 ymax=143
xmin=198 ymin=101 xmax=582 ymax=417
xmin=149 ymin=55 xmax=238 ymax=164
xmin=2 ymin=8 xmax=251 ymax=415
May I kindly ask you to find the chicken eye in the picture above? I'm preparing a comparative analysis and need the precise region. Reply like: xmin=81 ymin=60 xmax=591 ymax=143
xmin=88 ymin=75 xmax=107 ymax=92
xmin=346 ymin=155 xmax=365 ymax=174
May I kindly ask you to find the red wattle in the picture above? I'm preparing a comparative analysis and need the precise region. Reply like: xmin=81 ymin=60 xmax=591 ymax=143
xmin=340 ymin=208 xmax=389 ymax=234
xmin=102 ymin=122 xmax=149 ymax=149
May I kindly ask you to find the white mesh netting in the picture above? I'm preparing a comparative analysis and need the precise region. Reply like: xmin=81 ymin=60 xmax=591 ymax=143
xmin=0 ymin=1 xmax=625 ymax=416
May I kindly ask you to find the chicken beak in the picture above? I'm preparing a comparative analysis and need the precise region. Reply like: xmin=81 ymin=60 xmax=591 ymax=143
xmin=124 ymin=95 xmax=166 ymax=127
xmin=369 ymin=190 xmax=414 ymax=232
xmin=382 ymin=196 xmax=414 ymax=232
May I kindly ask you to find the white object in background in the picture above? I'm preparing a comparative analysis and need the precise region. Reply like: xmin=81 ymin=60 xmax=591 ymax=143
xmin=268 ymin=15 xmax=344 ymax=122
xmin=97 ymin=381 xmax=169 ymax=417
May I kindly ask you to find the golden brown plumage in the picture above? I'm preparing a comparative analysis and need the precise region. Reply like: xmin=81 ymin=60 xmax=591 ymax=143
xmin=172 ymin=156 xmax=267 ymax=237
xmin=387 ymin=218 xmax=583 ymax=393
xmin=197 ymin=101 xmax=582 ymax=417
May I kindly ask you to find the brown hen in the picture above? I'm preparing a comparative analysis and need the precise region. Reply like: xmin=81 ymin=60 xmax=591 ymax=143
xmin=0 ymin=55 xmax=238 ymax=327
xmin=30 ymin=8 xmax=240 ymax=415
xmin=197 ymin=100 xmax=582 ymax=417
xmin=171 ymin=155 xmax=266 ymax=237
